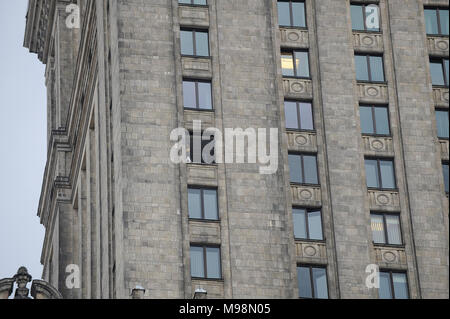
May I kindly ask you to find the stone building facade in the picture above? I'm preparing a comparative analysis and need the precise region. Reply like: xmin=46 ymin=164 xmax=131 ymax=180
xmin=24 ymin=0 xmax=448 ymax=299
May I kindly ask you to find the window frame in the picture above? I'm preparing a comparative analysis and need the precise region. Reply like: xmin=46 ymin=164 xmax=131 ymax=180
xmin=180 ymin=28 xmax=210 ymax=57
xmin=288 ymin=152 xmax=320 ymax=186
xmin=178 ymin=0 xmax=208 ymax=7
xmin=187 ymin=186 xmax=219 ymax=221
xmin=284 ymin=100 xmax=315 ymax=131
xmin=292 ymin=207 xmax=325 ymax=241
xmin=365 ymin=157 xmax=397 ymax=191
xmin=277 ymin=0 xmax=307 ymax=29
xmin=378 ymin=270 xmax=410 ymax=299
xmin=424 ymin=7 xmax=449 ymax=36
xmin=297 ymin=264 xmax=329 ymax=299
xmin=430 ymin=57 xmax=449 ymax=87
xmin=370 ymin=212 xmax=404 ymax=247
xmin=359 ymin=104 xmax=391 ymax=137
xmin=350 ymin=3 xmax=381 ymax=32
xmin=190 ymin=244 xmax=223 ymax=280
xmin=355 ymin=53 xmax=386 ymax=83
xmin=183 ymin=78 xmax=214 ymax=111
xmin=281 ymin=50 xmax=311 ymax=79
xmin=189 ymin=130 xmax=216 ymax=164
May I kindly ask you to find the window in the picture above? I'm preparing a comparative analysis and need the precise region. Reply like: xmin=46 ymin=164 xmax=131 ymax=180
xmin=297 ymin=265 xmax=328 ymax=299
xmin=430 ymin=58 xmax=449 ymax=87
xmin=189 ymin=131 xmax=215 ymax=164
xmin=424 ymin=7 xmax=449 ymax=35
xmin=277 ymin=1 xmax=306 ymax=28
xmin=190 ymin=245 xmax=221 ymax=279
xmin=183 ymin=80 xmax=213 ymax=110
xmin=436 ymin=109 xmax=449 ymax=139
xmin=284 ymin=101 xmax=314 ymax=131
xmin=179 ymin=0 xmax=207 ymax=5
xmin=379 ymin=271 xmax=409 ymax=299
xmin=370 ymin=213 xmax=402 ymax=245
xmin=293 ymin=208 xmax=323 ymax=240
xmin=365 ymin=158 xmax=396 ymax=190
xmin=359 ymin=105 xmax=390 ymax=136
xmin=355 ymin=54 xmax=385 ymax=82
xmin=288 ymin=153 xmax=319 ymax=185
xmin=180 ymin=29 xmax=209 ymax=57
xmin=281 ymin=51 xmax=310 ymax=78
xmin=188 ymin=187 xmax=218 ymax=220
xmin=443 ymin=163 xmax=449 ymax=194
xmin=351 ymin=4 xmax=380 ymax=32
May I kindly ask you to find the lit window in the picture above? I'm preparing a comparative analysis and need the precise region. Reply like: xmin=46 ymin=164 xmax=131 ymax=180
xmin=371 ymin=213 xmax=402 ymax=245
xmin=281 ymin=51 xmax=310 ymax=78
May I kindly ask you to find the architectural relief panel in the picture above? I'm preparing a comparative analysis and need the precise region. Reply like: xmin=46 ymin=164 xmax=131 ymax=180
xmin=187 ymin=164 xmax=218 ymax=186
xmin=189 ymin=220 xmax=221 ymax=245
xmin=362 ymin=135 xmax=394 ymax=156
xmin=357 ymin=83 xmax=389 ymax=103
xmin=283 ymin=78 xmax=313 ymax=100
xmin=295 ymin=241 xmax=327 ymax=263
xmin=291 ymin=185 xmax=321 ymax=207
xmin=184 ymin=110 xmax=215 ymax=129
xmin=433 ymin=87 xmax=449 ymax=108
xmin=286 ymin=131 xmax=317 ymax=152
xmin=440 ymin=140 xmax=449 ymax=160
xmin=353 ymin=32 xmax=384 ymax=52
xmin=178 ymin=5 xmax=209 ymax=27
xmin=182 ymin=57 xmax=212 ymax=79
xmin=191 ymin=280 xmax=224 ymax=299
xmin=279 ymin=28 xmax=309 ymax=49
xmin=368 ymin=190 xmax=400 ymax=211
xmin=427 ymin=36 xmax=449 ymax=57
xmin=374 ymin=246 xmax=407 ymax=268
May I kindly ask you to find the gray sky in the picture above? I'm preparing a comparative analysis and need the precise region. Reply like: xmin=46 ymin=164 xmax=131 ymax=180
xmin=0 ymin=0 xmax=47 ymax=280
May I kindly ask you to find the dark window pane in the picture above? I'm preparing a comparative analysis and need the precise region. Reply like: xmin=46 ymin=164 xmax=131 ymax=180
xmin=203 ymin=189 xmax=218 ymax=220
xmin=282 ymin=54 xmax=295 ymax=76
xmin=369 ymin=56 xmax=384 ymax=82
xmin=385 ymin=215 xmax=402 ymax=245
xmin=293 ymin=208 xmax=307 ymax=239
xmin=195 ymin=31 xmax=209 ymax=56
xmin=371 ymin=214 xmax=386 ymax=244
xmin=392 ymin=273 xmax=409 ymax=299
xmin=365 ymin=5 xmax=380 ymax=31
xmin=183 ymin=81 xmax=196 ymax=108
xmin=299 ymin=102 xmax=314 ymax=130
xmin=193 ymin=0 xmax=207 ymax=5
xmin=289 ymin=154 xmax=302 ymax=183
xmin=190 ymin=246 xmax=204 ymax=278
xmin=374 ymin=107 xmax=390 ymax=135
xmin=285 ymin=101 xmax=299 ymax=129
xmin=360 ymin=106 xmax=375 ymax=135
xmin=188 ymin=188 xmax=202 ymax=219
xmin=355 ymin=55 xmax=369 ymax=81
xmin=365 ymin=159 xmax=380 ymax=188
xmin=380 ymin=160 xmax=395 ymax=189
xmin=351 ymin=5 xmax=364 ymax=30
xmin=206 ymin=247 xmax=221 ymax=279
xmin=308 ymin=210 xmax=323 ymax=240
xmin=440 ymin=10 xmax=449 ymax=35
xmin=445 ymin=59 xmax=449 ymax=85
xmin=292 ymin=2 xmax=306 ymax=27
xmin=436 ymin=110 xmax=449 ymax=139
xmin=379 ymin=272 xmax=393 ymax=299
xmin=277 ymin=2 xmax=291 ymax=26
xmin=303 ymin=155 xmax=318 ymax=184
xmin=295 ymin=51 xmax=309 ymax=78
xmin=424 ymin=9 xmax=439 ymax=34
xmin=298 ymin=266 xmax=312 ymax=298
xmin=312 ymin=268 xmax=328 ymax=299
xmin=430 ymin=61 xmax=445 ymax=86
xmin=198 ymin=82 xmax=212 ymax=109
xmin=443 ymin=164 xmax=449 ymax=193
xmin=180 ymin=30 xmax=194 ymax=55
